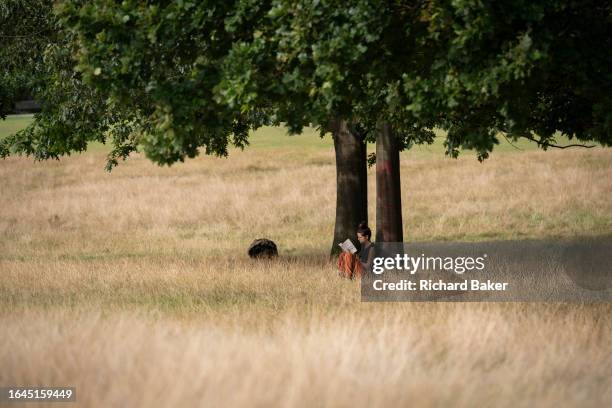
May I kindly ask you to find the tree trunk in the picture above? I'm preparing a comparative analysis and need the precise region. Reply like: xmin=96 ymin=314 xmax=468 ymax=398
xmin=375 ymin=121 xmax=403 ymax=243
xmin=330 ymin=117 xmax=368 ymax=256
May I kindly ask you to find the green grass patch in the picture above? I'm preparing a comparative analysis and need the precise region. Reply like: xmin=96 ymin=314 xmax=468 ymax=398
xmin=2 ymin=113 xmax=593 ymax=158
xmin=0 ymin=114 xmax=34 ymax=138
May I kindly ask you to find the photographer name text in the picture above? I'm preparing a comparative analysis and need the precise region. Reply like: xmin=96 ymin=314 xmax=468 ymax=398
xmin=372 ymin=279 xmax=508 ymax=291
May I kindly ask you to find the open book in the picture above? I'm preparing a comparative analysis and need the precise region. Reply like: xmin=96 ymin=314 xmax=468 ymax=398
xmin=338 ymin=239 xmax=358 ymax=254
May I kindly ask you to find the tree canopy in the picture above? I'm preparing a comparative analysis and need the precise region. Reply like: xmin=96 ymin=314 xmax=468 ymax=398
xmin=1 ymin=0 xmax=141 ymax=169
xmin=409 ymin=0 xmax=612 ymax=159
xmin=0 ymin=0 xmax=53 ymax=118
xmin=1 ymin=0 xmax=264 ymax=170
xmin=216 ymin=0 xmax=611 ymax=160
xmin=1 ymin=0 xmax=610 ymax=168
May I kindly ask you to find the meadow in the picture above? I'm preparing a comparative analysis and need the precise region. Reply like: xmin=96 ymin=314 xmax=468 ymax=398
xmin=1 ymin=115 xmax=611 ymax=407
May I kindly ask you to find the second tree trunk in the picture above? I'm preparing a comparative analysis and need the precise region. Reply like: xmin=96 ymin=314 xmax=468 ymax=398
xmin=375 ymin=122 xmax=403 ymax=243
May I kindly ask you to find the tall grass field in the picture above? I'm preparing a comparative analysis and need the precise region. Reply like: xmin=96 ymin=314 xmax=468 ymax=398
xmin=1 ymin=115 xmax=611 ymax=407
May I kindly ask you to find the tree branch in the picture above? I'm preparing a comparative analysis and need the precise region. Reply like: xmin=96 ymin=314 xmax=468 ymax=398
xmin=502 ymin=133 xmax=523 ymax=151
xmin=519 ymin=134 xmax=597 ymax=149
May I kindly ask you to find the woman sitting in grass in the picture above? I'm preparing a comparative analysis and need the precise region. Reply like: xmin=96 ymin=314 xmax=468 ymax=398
xmin=338 ymin=222 xmax=375 ymax=279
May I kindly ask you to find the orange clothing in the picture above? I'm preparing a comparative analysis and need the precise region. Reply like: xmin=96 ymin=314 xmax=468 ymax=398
xmin=338 ymin=252 xmax=363 ymax=280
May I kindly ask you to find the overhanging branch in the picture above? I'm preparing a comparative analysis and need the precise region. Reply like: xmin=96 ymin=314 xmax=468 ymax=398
xmin=519 ymin=134 xmax=597 ymax=149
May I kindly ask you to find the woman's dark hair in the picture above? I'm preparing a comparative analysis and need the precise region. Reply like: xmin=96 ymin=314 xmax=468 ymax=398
xmin=357 ymin=221 xmax=371 ymax=240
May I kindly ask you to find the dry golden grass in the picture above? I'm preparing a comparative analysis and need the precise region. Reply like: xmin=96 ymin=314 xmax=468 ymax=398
xmin=2 ymin=305 xmax=611 ymax=407
xmin=1 ymin=126 xmax=611 ymax=407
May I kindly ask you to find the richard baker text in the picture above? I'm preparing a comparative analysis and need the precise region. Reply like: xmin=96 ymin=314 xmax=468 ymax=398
xmin=373 ymin=279 xmax=508 ymax=291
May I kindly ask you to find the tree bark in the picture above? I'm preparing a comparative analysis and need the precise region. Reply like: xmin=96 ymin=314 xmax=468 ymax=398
xmin=375 ymin=121 xmax=403 ymax=243
xmin=330 ymin=117 xmax=368 ymax=256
